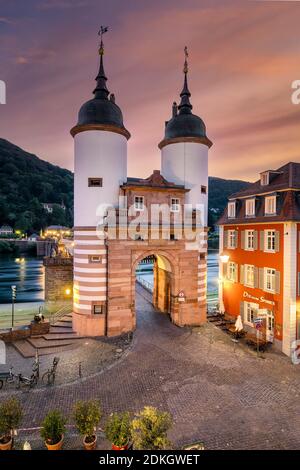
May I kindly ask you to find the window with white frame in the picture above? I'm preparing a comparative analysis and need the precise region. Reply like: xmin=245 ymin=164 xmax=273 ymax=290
xmin=245 ymin=198 xmax=255 ymax=217
xmin=265 ymin=195 xmax=276 ymax=215
xmin=170 ymin=198 xmax=180 ymax=212
xmin=228 ymin=201 xmax=236 ymax=218
xmin=228 ymin=262 xmax=237 ymax=282
xmin=245 ymin=264 xmax=255 ymax=287
xmin=265 ymin=268 xmax=276 ymax=292
xmin=245 ymin=302 xmax=258 ymax=325
xmin=245 ymin=230 xmax=254 ymax=250
xmin=265 ymin=230 xmax=276 ymax=252
xmin=228 ymin=230 xmax=236 ymax=249
xmin=261 ymin=172 xmax=269 ymax=186
xmin=134 ymin=196 xmax=144 ymax=211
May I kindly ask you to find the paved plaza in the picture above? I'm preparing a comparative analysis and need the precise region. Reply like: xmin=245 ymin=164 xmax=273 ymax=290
xmin=1 ymin=284 xmax=300 ymax=450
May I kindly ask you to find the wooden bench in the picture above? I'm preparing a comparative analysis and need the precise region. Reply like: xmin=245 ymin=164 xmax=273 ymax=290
xmin=245 ymin=333 xmax=268 ymax=351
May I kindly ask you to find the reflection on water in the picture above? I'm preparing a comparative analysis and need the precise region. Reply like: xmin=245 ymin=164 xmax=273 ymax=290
xmin=0 ymin=255 xmax=44 ymax=304
xmin=136 ymin=250 xmax=219 ymax=307
xmin=0 ymin=251 xmax=219 ymax=306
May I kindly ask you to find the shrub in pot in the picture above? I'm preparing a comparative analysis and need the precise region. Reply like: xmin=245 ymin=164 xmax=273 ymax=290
xmin=104 ymin=412 xmax=131 ymax=450
xmin=40 ymin=410 xmax=66 ymax=450
xmin=0 ymin=398 xmax=23 ymax=450
xmin=73 ymin=400 xmax=101 ymax=450
xmin=131 ymin=406 xmax=172 ymax=450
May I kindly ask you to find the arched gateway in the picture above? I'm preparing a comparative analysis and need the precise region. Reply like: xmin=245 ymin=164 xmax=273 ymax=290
xmin=71 ymin=32 xmax=212 ymax=338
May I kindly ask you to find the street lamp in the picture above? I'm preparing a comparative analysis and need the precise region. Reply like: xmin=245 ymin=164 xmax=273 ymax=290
xmin=11 ymin=285 xmax=17 ymax=328
xmin=220 ymin=254 xmax=230 ymax=264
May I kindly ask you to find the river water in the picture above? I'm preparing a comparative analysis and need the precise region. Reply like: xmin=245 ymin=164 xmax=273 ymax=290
xmin=0 ymin=251 xmax=219 ymax=306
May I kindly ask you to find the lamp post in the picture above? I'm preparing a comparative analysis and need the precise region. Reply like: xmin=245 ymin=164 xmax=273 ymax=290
xmin=219 ymin=254 xmax=230 ymax=314
xmin=11 ymin=285 xmax=17 ymax=328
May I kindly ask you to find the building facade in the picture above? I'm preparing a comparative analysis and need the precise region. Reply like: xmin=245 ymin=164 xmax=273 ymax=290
xmin=218 ymin=163 xmax=300 ymax=357
xmin=71 ymin=37 xmax=212 ymax=337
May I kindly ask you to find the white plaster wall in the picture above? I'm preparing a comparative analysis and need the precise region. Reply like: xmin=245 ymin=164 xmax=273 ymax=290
xmin=282 ymin=222 xmax=297 ymax=356
xmin=74 ymin=130 xmax=127 ymax=227
xmin=161 ymin=142 xmax=208 ymax=223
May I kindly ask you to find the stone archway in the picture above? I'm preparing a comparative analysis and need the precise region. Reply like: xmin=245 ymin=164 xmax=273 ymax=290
xmin=106 ymin=239 xmax=205 ymax=337
xmin=132 ymin=250 xmax=178 ymax=326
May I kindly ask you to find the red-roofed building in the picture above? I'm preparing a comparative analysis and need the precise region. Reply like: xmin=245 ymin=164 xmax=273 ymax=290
xmin=218 ymin=162 xmax=300 ymax=357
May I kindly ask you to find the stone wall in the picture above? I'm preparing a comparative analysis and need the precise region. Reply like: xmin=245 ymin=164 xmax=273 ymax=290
xmin=43 ymin=256 xmax=73 ymax=302
xmin=0 ymin=320 xmax=50 ymax=343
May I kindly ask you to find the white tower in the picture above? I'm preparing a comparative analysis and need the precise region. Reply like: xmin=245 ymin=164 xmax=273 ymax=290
xmin=159 ymin=48 xmax=212 ymax=223
xmin=71 ymin=32 xmax=130 ymax=336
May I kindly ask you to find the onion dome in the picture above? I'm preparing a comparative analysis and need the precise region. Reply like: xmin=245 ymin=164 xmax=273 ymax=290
xmin=158 ymin=47 xmax=212 ymax=149
xmin=71 ymin=31 xmax=130 ymax=139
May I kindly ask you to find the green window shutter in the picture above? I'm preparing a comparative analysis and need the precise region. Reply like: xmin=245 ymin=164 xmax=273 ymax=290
xmin=253 ymin=231 xmax=258 ymax=250
xmin=223 ymin=230 xmax=228 ymax=249
xmin=240 ymin=264 xmax=244 ymax=285
xmin=240 ymin=301 xmax=244 ymax=318
xmin=274 ymin=231 xmax=280 ymax=252
xmin=260 ymin=231 xmax=265 ymax=251
xmin=241 ymin=231 xmax=245 ymax=250
xmin=235 ymin=263 xmax=239 ymax=282
xmin=275 ymin=271 xmax=280 ymax=294
xmin=259 ymin=267 xmax=265 ymax=290
xmin=254 ymin=267 xmax=259 ymax=288
xmin=234 ymin=230 xmax=238 ymax=248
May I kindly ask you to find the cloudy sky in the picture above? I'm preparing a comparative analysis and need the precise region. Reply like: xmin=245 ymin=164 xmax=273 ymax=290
xmin=0 ymin=0 xmax=300 ymax=181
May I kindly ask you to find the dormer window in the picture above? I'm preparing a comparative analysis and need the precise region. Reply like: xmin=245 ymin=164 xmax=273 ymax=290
xmin=228 ymin=201 xmax=236 ymax=219
xmin=261 ymin=172 xmax=269 ymax=186
xmin=245 ymin=198 xmax=255 ymax=217
xmin=265 ymin=195 xmax=276 ymax=215
xmin=170 ymin=198 xmax=180 ymax=212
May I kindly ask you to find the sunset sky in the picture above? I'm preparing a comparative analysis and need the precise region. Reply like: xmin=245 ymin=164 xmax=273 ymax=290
xmin=0 ymin=0 xmax=300 ymax=181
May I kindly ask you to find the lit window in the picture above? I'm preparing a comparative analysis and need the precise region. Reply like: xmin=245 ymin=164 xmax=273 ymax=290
xmin=265 ymin=196 xmax=276 ymax=215
xmin=170 ymin=198 xmax=180 ymax=212
xmin=245 ymin=230 xmax=254 ymax=250
xmin=265 ymin=230 xmax=276 ymax=252
xmin=245 ymin=302 xmax=258 ymax=325
xmin=245 ymin=264 xmax=254 ymax=287
xmin=245 ymin=199 xmax=255 ymax=217
xmin=134 ymin=196 xmax=144 ymax=211
xmin=261 ymin=172 xmax=269 ymax=186
xmin=265 ymin=268 xmax=276 ymax=292
xmin=228 ymin=230 xmax=237 ymax=249
xmin=227 ymin=262 xmax=237 ymax=282
xmin=228 ymin=202 xmax=236 ymax=218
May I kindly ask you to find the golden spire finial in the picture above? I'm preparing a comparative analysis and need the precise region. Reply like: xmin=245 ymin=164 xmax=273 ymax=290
xmin=183 ymin=46 xmax=188 ymax=74
xmin=98 ymin=26 xmax=108 ymax=56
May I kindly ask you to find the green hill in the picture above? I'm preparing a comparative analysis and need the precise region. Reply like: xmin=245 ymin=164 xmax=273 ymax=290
xmin=0 ymin=138 xmax=73 ymax=233
xmin=208 ymin=176 xmax=250 ymax=228
xmin=0 ymin=138 xmax=250 ymax=233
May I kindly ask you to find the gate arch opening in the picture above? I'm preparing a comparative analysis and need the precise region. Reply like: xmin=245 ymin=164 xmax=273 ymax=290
xmin=135 ymin=253 xmax=174 ymax=319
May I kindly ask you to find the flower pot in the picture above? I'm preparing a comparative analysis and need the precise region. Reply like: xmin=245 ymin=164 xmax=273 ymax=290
xmin=0 ymin=436 xmax=13 ymax=451
xmin=112 ymin=443 xmax=128 ymax=451
xmin=83 ymin=435 xmax=97 ymax=451
xmin=45 ymin=434 xmax=64 ymax=450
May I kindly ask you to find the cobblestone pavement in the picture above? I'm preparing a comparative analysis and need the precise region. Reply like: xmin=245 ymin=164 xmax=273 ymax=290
xmin=2 ymin=284 xmax=300 ymax=450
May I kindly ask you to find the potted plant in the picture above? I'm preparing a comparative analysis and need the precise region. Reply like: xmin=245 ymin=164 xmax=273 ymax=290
xmin=131 ymin=406 xmax=172 ymax=450
xmin=0 ymin=398 xmax=23 ymax=450
xmin=105 ymin=412 xmax=131 ymax=450
xmin=40 ymin=410 xmax=66 ymax=450
xmin=73 ymin=400 xmax=101 ymax=450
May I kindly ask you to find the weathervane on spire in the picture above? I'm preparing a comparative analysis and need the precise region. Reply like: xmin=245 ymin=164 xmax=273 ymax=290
xmin=98 ymin=26 xmax=109 ymax=56
xmin=183 ymin=46 xmax=189 ymax=74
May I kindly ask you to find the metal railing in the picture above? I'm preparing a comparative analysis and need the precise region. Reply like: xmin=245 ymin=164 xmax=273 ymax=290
xmin=136 ymin=276 xmax=154 ymax=293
